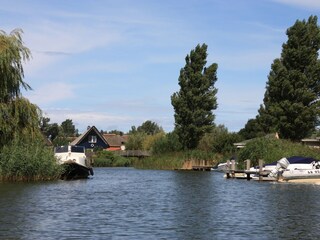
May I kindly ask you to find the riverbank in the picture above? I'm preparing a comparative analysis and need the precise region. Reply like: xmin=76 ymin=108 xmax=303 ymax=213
xmin=0 ymin=140 xmax=63 ymax=182
xmin=132 ymin=151 xmax=221 ymax=170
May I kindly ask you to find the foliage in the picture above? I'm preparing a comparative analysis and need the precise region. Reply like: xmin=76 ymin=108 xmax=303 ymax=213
xmin=61 ymin=119 xmax=78 ymax=136
xmin=198 ymin=125 xmax=242 ymax=154
xmin=40 ymin=117 xmax=79 ymax=145
xmin=93 ymin=151 xmax=131 ymax=167
xmin=137 ymin=120 xmax=163 ymax=135
xmin=238 ymin=118 xmax=265 ymax=140
xmin=171 ymin=43 xmax=218 ymax=149
xmin=106 ymin=129 xmax=124 ymax=136
xmin=238 ymin=137 xmax=320 ymax=167
xmin=128 ymin=120 xmax=163 ymax=135
xmin=151 ymin=131 xmax=183 ymax=154
xmin=0 ymin=29 xmax=41 ymax=148
xmin=133 ymin=152 xmax=185 ymax=170
xmin=0 ymin=138 xmax=63 ymax=181
xmin=133 ymin=150 xmax=219 ymax=170
xmin=257 ymin=16 xmax=320 ymax=141
xmin=0 ymin=29 xmax=31 ymax=103
xmin=125 ymin=132 xmax=147 ymax=150
xmin=142 ymin=132 xmax=165 ymax=151
xmin=0 ymin=98 xmax=42 ymax=148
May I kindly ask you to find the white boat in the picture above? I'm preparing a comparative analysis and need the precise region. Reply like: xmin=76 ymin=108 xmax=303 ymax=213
xmin=214 ymin=161 xmax=238 ymax=172
xmin=267 ymin=156 xmax=320 ymax=182
xmin=54 ymin=145 xmax=94 ymax=180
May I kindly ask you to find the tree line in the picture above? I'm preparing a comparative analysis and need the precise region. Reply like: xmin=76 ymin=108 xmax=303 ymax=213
xmin=1 ymin=15 xmax=320 ymax=177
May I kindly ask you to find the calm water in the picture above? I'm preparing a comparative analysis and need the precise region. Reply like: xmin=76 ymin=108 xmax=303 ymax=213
xmin=1 ymin=168 xmax=320 ymax=240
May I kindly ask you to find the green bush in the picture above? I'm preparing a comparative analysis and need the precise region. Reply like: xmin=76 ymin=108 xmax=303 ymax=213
xmin=151 ymin=132 xmax=182 ymax=154
xmin=0 ymin=139 xmax=63 ymax=181
xmin=238 ymin=137 xmax=320 ymax=166
xmin=93 ymin=151 xmax=131 ymax=167
xmin=198 ymin=125 xmax=242 ymax=154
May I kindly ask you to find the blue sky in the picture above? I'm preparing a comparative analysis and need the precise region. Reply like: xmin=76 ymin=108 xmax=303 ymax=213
xmin=1 ymin=0 xmax=320 ymax=133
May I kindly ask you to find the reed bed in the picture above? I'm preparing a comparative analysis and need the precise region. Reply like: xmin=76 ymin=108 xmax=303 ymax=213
xmin=0 ymin=140 xmax=63 ymax=181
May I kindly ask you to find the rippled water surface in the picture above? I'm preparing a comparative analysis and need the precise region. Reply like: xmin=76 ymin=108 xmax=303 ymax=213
xmin=1 ymin=168 xmax=320 ymax=239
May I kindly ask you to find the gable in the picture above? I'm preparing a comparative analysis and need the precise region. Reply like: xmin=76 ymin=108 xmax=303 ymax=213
xmin=71 ymin=126 xmax=109 ymax=149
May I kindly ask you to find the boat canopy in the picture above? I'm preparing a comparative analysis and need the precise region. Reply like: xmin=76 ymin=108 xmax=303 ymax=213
xmin=265 ymin=156 xmax=319 ymax=166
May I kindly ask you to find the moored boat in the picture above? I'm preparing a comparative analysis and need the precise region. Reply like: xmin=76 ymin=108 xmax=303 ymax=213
xmin=267 ymin=156 xmax=320 ymax=182
xmin=54 ymin=145 xmax=94 ymax=180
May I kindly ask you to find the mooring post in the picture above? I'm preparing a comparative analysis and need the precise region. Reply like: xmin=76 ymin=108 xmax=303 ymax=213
xmin=245 ymin=159 xmax=251 ymax=180
xmin=258 ymin=159 xmax=264 ymax=181
xmin=245 ymin=159 xmax=251 ymax=170
xmin=231 ymin=159 xmax=236 ymax=178
xmin=226 ymin=160 xmax=231 ymax=178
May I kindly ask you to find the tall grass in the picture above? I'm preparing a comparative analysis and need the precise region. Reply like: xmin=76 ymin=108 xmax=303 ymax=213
xmin=0 ymin=139 xmax=63 ymax=181
xmin=133 ymin=150 xmax=220 ymax=170
xmin=93 ymin=151 xmax=131 ymax=167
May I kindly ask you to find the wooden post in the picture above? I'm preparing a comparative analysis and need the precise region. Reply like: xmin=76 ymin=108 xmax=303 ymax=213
xmin=244 ymin=159 xmax=251 ymax=180
xmin=258 ymin=159 xmax=264 ymax=181
xmin=245 ymin=159 xmax=251 ymax=170
xmin=226 ymin=160 xmax=231 ymax=178
xmin=231 ymin=159 xmax=236 ymax=178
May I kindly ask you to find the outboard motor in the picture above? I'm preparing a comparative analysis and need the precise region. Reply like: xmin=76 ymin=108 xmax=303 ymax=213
xmin=314 ymin=161 xmax=320 ymax=169
xmin=269 ymin=157 xmax=290 ymax=178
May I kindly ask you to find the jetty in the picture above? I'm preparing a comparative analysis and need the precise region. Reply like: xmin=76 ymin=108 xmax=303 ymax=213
xmin=176 ymin=159 xmax=214 ymax=171
xmin=224 ymin=159 xmax=272 ymax=181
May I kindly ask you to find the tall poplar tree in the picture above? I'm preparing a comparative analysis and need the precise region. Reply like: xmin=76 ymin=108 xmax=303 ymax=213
xmin=171 ymin=44 xmax=218 ymax=149
xmin=258 ymin=16 xmax=320 ymax=141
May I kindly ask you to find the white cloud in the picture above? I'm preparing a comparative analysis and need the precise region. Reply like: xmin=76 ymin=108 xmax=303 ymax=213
xmin=25 ymin=82 xmax=76 ymax=105
xmin=22 ymin=19 xmax=121 ymax=76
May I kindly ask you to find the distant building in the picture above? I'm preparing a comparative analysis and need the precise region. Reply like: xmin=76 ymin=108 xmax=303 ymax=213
xmin=103 ymin=134 xmax=128 ymax=151
xmin=71 ymin=126 xmax=128 ymax=151
xmin=71 ymin=126 xmax=109 ymax=150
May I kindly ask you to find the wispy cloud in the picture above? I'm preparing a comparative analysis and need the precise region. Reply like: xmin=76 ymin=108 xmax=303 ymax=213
xmin=25 ymin=82 xmax=76 ymax=105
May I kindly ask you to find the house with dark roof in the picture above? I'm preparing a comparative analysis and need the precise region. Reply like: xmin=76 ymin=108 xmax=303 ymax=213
xmin=71 ymin=126 xmax=109 ymax=150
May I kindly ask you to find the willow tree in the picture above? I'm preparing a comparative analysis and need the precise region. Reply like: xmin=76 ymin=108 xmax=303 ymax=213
xmin=171 ymin=44 xmax=218 ymax=149
xmin=0 ymin=29 xmax=40 ymax=147
xmin=258 ymin=16 xmax=320 ymax=140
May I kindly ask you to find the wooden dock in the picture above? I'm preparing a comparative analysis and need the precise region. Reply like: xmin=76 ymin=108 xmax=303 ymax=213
xmin=224 ymin=159 xmax=273 ymax=181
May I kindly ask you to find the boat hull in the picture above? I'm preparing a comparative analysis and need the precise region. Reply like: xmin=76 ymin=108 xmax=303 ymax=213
xmin=281 ymin=169 xmax=320 ymax=181
xmin=61 ymin=161 xmax=94 ymax=180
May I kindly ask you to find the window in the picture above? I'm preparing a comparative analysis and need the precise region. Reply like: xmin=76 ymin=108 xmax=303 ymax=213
xmin=88 ymin=135 xmax=97 ymax=143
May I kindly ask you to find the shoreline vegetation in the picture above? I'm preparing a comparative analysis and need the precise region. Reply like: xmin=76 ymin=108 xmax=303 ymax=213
xmin=2 ymin=16 xmax=320 ymax=181
xmin=0 ymin=138 xmax=63 ymax=182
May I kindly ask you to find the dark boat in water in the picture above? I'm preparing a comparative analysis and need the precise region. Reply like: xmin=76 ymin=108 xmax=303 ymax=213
xmin=54 ymin=145 xmax=94 ymax=180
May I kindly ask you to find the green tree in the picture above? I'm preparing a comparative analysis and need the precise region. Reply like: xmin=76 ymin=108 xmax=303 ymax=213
xmin=198 ymin=125 xmax=241 ymax=154
xmin=238 ymin=118 xmax=264 ymax=140
xmin=47 ymin=123 xmax=60 ymax=141
xmin=171 ymin=44 xmax=218 ymax=149
xmin=0 ymin=29 xmax=40 ymax=147
xmin=137 ymin=120 xmax=163 ymax=135
xmin=107 ymin=130 xmax=124 ymax=136
xmin=258 ymin=16 xmax=320 ymax=140
xmin=125 ymin=132 xmax=146 ymax=150
xmin=60 ymin=119 xmax=77 ymax=136
xmin=0 ymin=29 xmax=31 ymax=102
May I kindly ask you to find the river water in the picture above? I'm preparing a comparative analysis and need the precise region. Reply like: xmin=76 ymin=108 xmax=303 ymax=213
xmin=1 ymin=168 xmax=320 ymax=240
